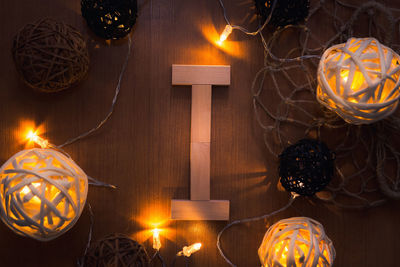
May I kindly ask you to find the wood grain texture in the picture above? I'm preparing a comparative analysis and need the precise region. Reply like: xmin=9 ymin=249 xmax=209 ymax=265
xmin=0 ymin=0 xmax=399 ymax=266
xmin=191 ymin=84 xmax=212 ymax=143
xmin=190 ymin=142 xmax=210 ymax=200
xmin=171 ymin=200 xmax=229 ymax=220
xmin=172 ymin=65 xmax=231 ymax=85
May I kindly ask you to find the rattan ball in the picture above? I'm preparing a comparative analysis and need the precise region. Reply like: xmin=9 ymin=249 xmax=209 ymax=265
xmin=279 ymin=139 xmax=334 ymax=196
xmin=258 ymin=217 xmax=335 ymax=267
xmin=254 ymin=0 xmax=310 ymax=28
xmin=81 ymin=0 xmax=138 ymax=40
xmin=84 ymin=234 xmax=150 ymax=267
xmin=317 ymin=37 xmax=400 ymax=124
xmin=0 ymin=148 xmax=88 ymax=241
xmin=12 ymin=18 xmax=90 ymax=93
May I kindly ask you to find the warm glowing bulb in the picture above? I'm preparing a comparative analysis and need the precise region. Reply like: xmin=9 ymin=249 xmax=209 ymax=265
xmin=152 ymin=228 xmax=161 ymax=251
xmin=27 ymin=130 xmax=49 ymax=148
xmin=217 ymin=25 xmax=233 ymax=45
xmin=178 ymin=243 xmax=202 ymax=257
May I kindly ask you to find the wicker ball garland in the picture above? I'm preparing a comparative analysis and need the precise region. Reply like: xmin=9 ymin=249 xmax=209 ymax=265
xmin=258 ymin=217 xmax=335 ymax=267
xmin=12 ymin=18 xmax=90 ymax=93
xmin=81 ymin=0 xmax=138 ymax=40
xmin=317 ymin=37 xmax=400 ymax=124
xmin=279 ymin=139 xmax=334 ymax=196
xmin=84 ymin=234 xmax=150 ymax=267
xmin=254 ymin=0 xmax=310 ymax=28
xmin=0 ymin=148 xmax=88 ymax=241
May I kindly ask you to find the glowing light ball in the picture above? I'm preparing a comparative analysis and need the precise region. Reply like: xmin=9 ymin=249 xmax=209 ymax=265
xmin=0 ymin=148 xmax=88 ymax=241
xmin=81 ymin=0 xmax=138 ymax=40
xmin=258 ymin=217 xmax=335 ymax=267
xmin=317 ymin=37 xmax=400 ymax=124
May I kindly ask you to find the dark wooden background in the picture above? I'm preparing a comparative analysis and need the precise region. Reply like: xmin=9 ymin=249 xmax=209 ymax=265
xmin=0 ymin=0 xmax=400 ymax=266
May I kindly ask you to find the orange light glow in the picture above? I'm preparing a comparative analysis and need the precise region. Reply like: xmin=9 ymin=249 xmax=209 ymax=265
xmin=217 ymin=25 xmax=233 ymax=45
xmin=26 ymin=130 xmax=49 ymax=148
xmin=178 ymin=243 xmax=202 ymax=257
xmin=152 ymin=228 xmax=162 ymax=250
xmin=200 ymin=24 xmax=244 ymax=59
xmin=16 ymin=121 xmax=46 ymax=148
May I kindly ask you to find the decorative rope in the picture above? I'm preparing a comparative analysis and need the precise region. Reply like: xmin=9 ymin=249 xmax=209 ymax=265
xmin=0 ymin=148 xmax=88 ymax=241
xmin=317 ymin=37 xmax=400 ymax=124
xmin=258 ymin=217 xmax=335 ymax=267
xmin=12 ymin=18 xmax=90 ymax=93
xmin=217 ymin=195 xmax=296 ymax=267
xmin=216 ymin=0 xmax=400 ymax=208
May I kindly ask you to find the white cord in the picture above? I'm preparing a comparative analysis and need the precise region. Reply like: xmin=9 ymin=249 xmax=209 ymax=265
xmin=58 ymin=35 xmax=133 ymax=148
xmin=216 ymin=195 xmax=297 ymax=267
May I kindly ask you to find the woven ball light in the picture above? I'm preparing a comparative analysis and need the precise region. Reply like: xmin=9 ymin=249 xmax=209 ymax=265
xmin=258 ymin=217 xmax=335 ymax=267
xmin=279 ymin=139 xmax=335 ymax=196
xmin=0 ymin=148 xmax=88 ymax=241
xmin=81 ymin=0 xmax=138 ymax=40
xmin=317 ymin=37 xmax=400 ymax=124
xmin=254 ymin=0 xmax=310 ymax=28
xmin=84 ymin=234 xmax=150 ymax=267
xmin=12 ymin=18 xmax=90 ymax=93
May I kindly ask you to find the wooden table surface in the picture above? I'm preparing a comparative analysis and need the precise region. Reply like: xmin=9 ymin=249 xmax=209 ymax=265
xmin=0 ymin=0 xmax=400 ymax=266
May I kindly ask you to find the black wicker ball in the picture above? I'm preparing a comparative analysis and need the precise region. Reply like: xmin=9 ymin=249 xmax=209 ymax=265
xmin=84 ymin=234 xmax=150 ymax=267
xmin=279 ymin=139 xmax=334 ymax=196
xmin=81 ymin=0 xmax=138 ymax=40
xmin=254 ymin=0 xmax=310 ymax=28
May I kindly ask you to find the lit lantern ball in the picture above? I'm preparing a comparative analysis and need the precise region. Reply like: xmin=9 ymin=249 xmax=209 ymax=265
xmin=254 ymin=0 xmax=310 ymax=28
xmin=81 ymin=0 xmax=138 ymax=40
xmin=84 ymin=234 xmax=150 ymax=266
xmin=12 ymin=18 xmax=90 ymax=93
xmin=258 ymin=217 xmax=335 ymax=267
xmin=279 ymin=139 xmax=334 ymax=196
xmin=317 ymin=37 xmax=400 ymax=124
xmin=0 ymin=148 xmax=88 ymax=241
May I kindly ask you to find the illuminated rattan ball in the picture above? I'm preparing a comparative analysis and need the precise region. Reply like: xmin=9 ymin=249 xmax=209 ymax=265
xmin=0 ymin=148 xmax=88 ymax=241
xmin=12 ymin=18 xmax=90 ymax=93
xmin=84 ymin=234 xmax=150 ymax=267
xmin=279 ymin=139 xmax=334 ymax=196
xmin=258 ymin=217 xmax=335 ymax=267
xmin=81 ymin=0 xmax=138 ymax=40
xmin=317 ymin=37 xmax=400 ymax=124
xmin=254 ymin=0 xmax=310 ymax=28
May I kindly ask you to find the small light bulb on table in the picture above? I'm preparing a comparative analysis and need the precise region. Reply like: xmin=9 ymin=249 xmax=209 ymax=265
xmin=177 ymin=243 xmax=202 ymax=257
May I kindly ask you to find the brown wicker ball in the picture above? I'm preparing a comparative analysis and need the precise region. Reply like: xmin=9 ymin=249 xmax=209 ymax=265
xmin=12 ymin=18 xmax=90 ymax=93
xmin=84 ymin=234 xmax=150 ymax=267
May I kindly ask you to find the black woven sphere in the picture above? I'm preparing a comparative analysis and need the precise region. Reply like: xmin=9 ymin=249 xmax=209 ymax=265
xmin=81 ymin=0 xmax=137 ymax=40
xmin=254 ymin=0 xmax=310 ymax=28
xmin=279 ymin=139 xmax=334 ymax=196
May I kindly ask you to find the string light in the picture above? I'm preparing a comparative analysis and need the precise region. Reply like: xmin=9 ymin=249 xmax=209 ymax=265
xmin=152 ymin=228 xmax=162 ymax=251
xmin=177 ymin=243 xmax=202 ymax=257
xmin=217 ymin=25 xmax=233 ymax=45
xmin=26 ymin=130 xmax=49 ymax=148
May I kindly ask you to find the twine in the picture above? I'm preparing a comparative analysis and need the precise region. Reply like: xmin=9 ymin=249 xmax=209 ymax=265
xmin=12 ymin=18 xmax=90 ymax=93
xmin=0 ymin=148 xmax=88 ymax=241
xmin=241 ymin=0 xmax=400 ymax=208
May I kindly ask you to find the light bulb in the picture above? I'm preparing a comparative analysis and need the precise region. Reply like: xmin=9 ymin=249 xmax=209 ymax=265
xmin=217 ymin=25 xmax=233 ymax=45
xmin=152 ymin=228 xmax=162 ymax=251
xmin=27 ymin=130 xmax=49 ymax=149
xmin=177 ymin=243 xmax=202 ymax=257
